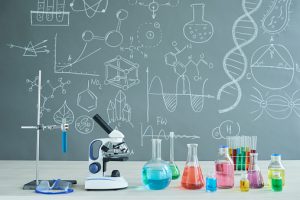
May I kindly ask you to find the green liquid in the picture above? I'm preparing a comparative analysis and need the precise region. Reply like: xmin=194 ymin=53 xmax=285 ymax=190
xmin=272 ymin=178 xmax=282 ymax=192
xmin=169 ymin=163 xmax=180 ymax=180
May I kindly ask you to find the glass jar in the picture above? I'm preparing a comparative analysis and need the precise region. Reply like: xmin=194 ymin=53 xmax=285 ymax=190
xmin=268 ymin=154 xmax=285 ymax=187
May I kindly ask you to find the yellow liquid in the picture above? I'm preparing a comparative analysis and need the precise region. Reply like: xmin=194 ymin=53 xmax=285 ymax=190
xmin=240 ymin=180 xmax=249 ymax=192
xmin=268 ymin=168 xmax=285 ymax=186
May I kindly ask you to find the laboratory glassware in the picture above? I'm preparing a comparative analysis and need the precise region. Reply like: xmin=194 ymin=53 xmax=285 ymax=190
xmin=181 ymin=144 xmax=204 ymax=189
xmin=247 ymin=153 xmax=264 ymax=189
xmin=206 ymin=173 xmax=217 ymax=192
xmin=268 ymin=154 xmax=285 ymax=186
xmin=240 ymin=173 xmax=249 ymax=192
xmin=142 ymin=139 xmax=172 ymax=190
xmin=169 ymin=132 xmax=180 ymax=180
xmin=215 ymin=145 xmax=234 ymax=189
xmin=271 ymin=171 xmax=283 ymax=192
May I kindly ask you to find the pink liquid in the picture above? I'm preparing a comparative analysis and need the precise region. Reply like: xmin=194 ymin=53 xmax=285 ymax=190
xmin=181 ymin=166 xmax=205 ymax=190
xmin=215 ymin=163 xmax=234 ymax=189
xmin=247 ymin=170 xmax=264 ymax=189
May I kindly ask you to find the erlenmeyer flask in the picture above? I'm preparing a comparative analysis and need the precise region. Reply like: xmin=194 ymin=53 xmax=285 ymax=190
xmin=169 ymin=132 xmax=180 ymax=180
xmin=247 ymin=153 xmax=264 ymax=188
xmin=181 ymin=144 xmax=204 ymax=189
xmin=142 ymin=139 xmax=172 ymax=190
xmin=183 ymin=4 xmax=214 ymax=43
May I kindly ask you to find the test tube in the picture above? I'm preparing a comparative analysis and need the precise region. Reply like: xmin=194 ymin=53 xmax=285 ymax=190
xmin=232 ymin=136 xmax=237 ymax=170
xmin=251 ymin=136 xmax=257 ymax=153
xmin=246 ymin=136 xmax=251 ymax=170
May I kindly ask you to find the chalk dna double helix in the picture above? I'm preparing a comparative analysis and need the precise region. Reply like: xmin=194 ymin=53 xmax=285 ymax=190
xmin=217 ymin=0 xmax=262 ymax=113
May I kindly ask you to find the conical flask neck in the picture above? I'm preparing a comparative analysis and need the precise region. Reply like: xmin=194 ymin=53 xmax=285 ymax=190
xmin=152 ymin=139 xmax=162 ymax=160
xmin=187 ymin=144 xmax=199 ymax=164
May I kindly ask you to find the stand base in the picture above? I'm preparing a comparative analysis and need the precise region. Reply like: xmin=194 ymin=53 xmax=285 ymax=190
xmin=23 ymin=180 xmax=77 ymax=190
xmin=85 ymin=176 xmax=128 ymax=190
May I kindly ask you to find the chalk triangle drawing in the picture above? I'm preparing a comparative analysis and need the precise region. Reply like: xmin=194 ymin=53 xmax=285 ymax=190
xmin=23 ymin=41 xmax=37 ymax=56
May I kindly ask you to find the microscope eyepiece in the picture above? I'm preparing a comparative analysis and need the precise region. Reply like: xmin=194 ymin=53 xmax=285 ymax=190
xmin=93 ymin=114 xmax=113 ymax=134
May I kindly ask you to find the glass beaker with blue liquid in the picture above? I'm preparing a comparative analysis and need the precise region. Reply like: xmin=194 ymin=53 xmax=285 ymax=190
xmin=142 ymin=139 xmax=172 ymax=190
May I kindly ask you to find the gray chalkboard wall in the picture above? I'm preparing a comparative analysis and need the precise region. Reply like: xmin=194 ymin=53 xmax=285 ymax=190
xmin=1 ymin=0 xmax=300 ymax=161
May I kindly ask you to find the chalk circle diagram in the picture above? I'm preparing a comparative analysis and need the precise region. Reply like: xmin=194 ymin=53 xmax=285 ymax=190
xmin=183 ymin=3 xmax=214 ymax=44
xmin=250 ymin=43 xmax=295 ymax=90
xmin=212 ymin=120 xmax=240 ymax=140
xmin=250 ymin=87 xmax=300 ymax=120
xmin=70 ymin=0 xmax=108 ymax=18
xmin=262 ymin=0 xmax=292 ymax=35
xmin=75 ymin=115 xmax=94 ymax=134
xmin=53 ymin=100 xmax=75 ymax=125
xmin=137 ymin=22 xmax=162 ymax=48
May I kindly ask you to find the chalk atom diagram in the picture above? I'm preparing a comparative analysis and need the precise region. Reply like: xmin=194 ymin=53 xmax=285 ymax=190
xmin=7 ymin=40 xmax=50 ymax=57
xmin=129 ymin=0 xmax=179 ymax=19
xmin=212 ymin=120 xmax=240 ymax=140
xmin=26 ymin=76 xmax=71 ymax=117
xmin=70 ymin=0 xmax=108 ymax=18
xmin=217 ymin=0 xmax=262 ymax=113
xmin=104 ymin=55 xmax=140 ymax=90
xmin=31 ymin=0 xmax=70 ymax=26
xmin=77 ymin=81 xmax=98 ymax=112
xmin=137 ymin=22 xmax=162 ymax=49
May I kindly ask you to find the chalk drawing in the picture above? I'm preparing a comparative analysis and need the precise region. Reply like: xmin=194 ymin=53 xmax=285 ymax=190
xmin=137 ymin=22 xmax=162 ymax=48
xmin=53 ymin=100 xmax=74 ymax=125
xmin=120 ymin=36 xmax=148 ymax=59
xmin=77 ymin=81 xmax=98 ymax=112
xmin=7 ymin=40 xmax=49 ymax=57
xmin=31 ymin=0 xmax=69 ymax=26
xmin=183 ymin=3 xmax=214 ymax=43
xmin=212 ymin=120 xmax=240 ymax=139
xmin=75 ymin=115 xmax=94 ymax=134
xmin=70 ymin=0 xmax=108 ymax=18
xmin=217 ymin=0 xmax=262 ymax=113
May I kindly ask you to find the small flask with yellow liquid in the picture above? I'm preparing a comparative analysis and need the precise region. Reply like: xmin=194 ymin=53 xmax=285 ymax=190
xmin=240 ymin=173 xmax=250 ymax=192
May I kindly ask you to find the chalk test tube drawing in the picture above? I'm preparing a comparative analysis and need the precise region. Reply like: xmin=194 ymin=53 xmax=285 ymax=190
xmin=7 ymin=40 xmax=49 ymax=57
xmin=140 ymin=123 xmax=200 ymax=147
xmin=70 ymin=0 xmax=108 ymax=18
xmin=183 ymin=3 xmax=214 ymax=44
xmin=107 ymin=90 xmax=133 ymax=127
xmin=26 ymin=76 xmax=71 ymax=117
xmin=104 ymin=55 xmax=140 ymax=90
xmin=217 ymin=0 xmax=262 ymax=114
xmin=75 ymin=115 xmax=94 ymax=134
xmin=250 ymin=43 xmax=297 ymax=90
xmin=165 ymin=41 xmax=213 ymax=81
xmin=53 ymin=100 xmax=74 ymax=125
xmin=120 ymin=36 xmax=148 ymax=59
xmin=262 ymin=0 xmax=292 ymax=35
xmin=212 ymin=120 xmax=240 ymax=140
xmin=81 ymin=9 xmax=128 ymax=48
xmin=137 ymin=22 xmax=162 ymax=49
xmin=250 ymin=87 xmax=300 ymax=120
xmin=129 ymin=0 xmax=179 ymax=19
xmin=31 ymin=0 xmax=69 ymax=26
xmin=54 ymin=33 xmax=101 ymax=76
xmin=146 ymin=68 xmax=214 ymax=121
xmin=77 ymin=81 xmax=98 ymax=112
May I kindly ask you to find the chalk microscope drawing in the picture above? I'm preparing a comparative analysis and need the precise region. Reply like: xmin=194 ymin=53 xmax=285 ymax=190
xmin=75 ymin=115 xmax=94 ymax=134
xmin=165 ymin=41 xmax=213 ymax=81
xmin=250 ymin=87 xmax=300 ymax=120
xmin=120 ymin=36 xmax=148 ymax=59
xmin=128 ymin=0 xmax=179 ymax=19
xmin=217 ymin=0 xmax=262 ymax=114
xmin=250 ymin=43 xmax=298 ymax=90
xmin=7 ymin=40 xmax=49 ymax=57
xmin=104 ymin=55 xmax=140 ymax=90
xmin=31 ymin=0 xmax=69 ymax=26
xmin=262 ymin=0 xmax=292 ymax=35
xmin=107 ymin=90 xmax=133 ymax=127
xmin=70 ymin=0 xmax=108 ymax=18
xmin=77 ymin=81 xmax=98 ymax=112
xmin=183 ymin=3 xmax=214 ymax=44
xmin=53 ymin=100 xmax=75 ymax=125
xmin=137 ymin=22 xmax=162 ymax=49
xmin=26 ymin=76 xmax=71 ymax=117
xmin=212 ymin=120 xmax=240 ymax=140
xmin=140 ymin=123 xmax=200 ymax=147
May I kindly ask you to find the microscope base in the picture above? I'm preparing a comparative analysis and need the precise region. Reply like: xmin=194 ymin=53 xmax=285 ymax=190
xmin=85 ymin=176 xmax=128 ymax=190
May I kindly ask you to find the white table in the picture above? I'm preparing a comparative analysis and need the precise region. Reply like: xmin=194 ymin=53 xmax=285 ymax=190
xmin=0 ymin=161 xmax=299 ymax=200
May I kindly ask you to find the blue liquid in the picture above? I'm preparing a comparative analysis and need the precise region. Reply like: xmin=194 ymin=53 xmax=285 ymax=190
xmin=206 ymin=177 xmax=217 ymax=192
xmin=142 ymin=166 xmax=171 ymax=190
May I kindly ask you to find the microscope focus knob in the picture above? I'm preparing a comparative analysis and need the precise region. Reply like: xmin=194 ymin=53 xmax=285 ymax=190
xmin=89 ymin=162 xmax=101 ymax=174
xmin=111 ymin=170 xmax=120 ymax=177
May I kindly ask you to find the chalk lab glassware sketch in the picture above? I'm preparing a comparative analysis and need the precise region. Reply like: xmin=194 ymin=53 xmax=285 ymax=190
xmin=142 ymin=139 xmax=172 ymax=190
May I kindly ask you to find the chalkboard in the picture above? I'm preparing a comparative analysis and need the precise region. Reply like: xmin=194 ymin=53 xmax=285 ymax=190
xmin=1 ymin=0 xmax=300 ymax=161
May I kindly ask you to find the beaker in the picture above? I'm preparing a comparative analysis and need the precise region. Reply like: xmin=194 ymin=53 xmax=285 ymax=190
xmin=247 ymin=153 xmax=264 ymax=189
xmin=142 ymin=139 xmax=172 ymax=190
xmin=181 ymin=144 xmax=204 ymax=190
xmin=215 ymin=145 xmax=234 ymax=189
xmin=183 ymin=4 xmax=214 ymax=43
xmin=169 ymin=132 xmax=180 ymax=180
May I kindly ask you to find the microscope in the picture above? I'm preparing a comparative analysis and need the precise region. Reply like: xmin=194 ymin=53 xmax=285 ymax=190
xmin=85 ymin=114 xmax=130 ymax=190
